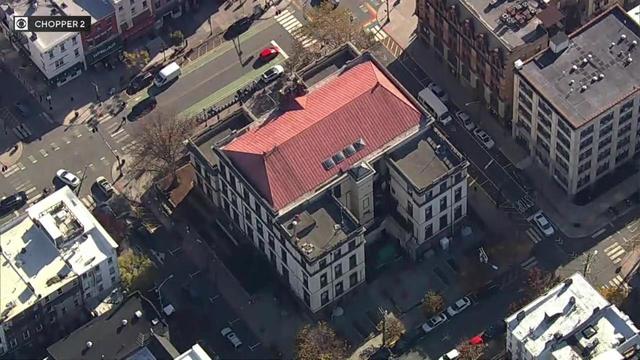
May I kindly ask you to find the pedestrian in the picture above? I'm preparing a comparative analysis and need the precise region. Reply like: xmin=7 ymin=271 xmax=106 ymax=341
xmin=70 ymin=96 xmax=74 ymax=102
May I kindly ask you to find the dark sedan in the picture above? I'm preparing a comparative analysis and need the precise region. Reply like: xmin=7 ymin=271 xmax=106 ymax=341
xmin=0 ymin=191 xmax=27 ymax=215
xmin=127 ymin=97 xmax=157 ymax=121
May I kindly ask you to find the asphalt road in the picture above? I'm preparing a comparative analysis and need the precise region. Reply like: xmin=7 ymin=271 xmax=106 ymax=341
xmin=130 ymin=20 xmax=297 ymax=117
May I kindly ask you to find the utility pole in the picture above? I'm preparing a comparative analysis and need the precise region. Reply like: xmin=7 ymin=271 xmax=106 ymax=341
xmin=91 ymin=81 xmax=101 ymax=103
xmin=75 ymin=164 xmax=91 ymax=196
xmin=582 ymin=250 xmax=598 ymax=276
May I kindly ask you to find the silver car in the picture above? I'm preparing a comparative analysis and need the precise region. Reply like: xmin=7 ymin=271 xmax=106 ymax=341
xmin=56 ymin=169 xmax=81 ymax=188
xmin=455 ymin=111 xmax=475 ymax=131
xmin=262 ymin=65 xmax=284 ymax=83
xmin=221 ymin=327 xmax=242 ymax=349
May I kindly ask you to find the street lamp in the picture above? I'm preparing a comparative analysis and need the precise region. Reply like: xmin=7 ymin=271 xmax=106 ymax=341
xmin=155 ymin=274 xmax=174 ymax=309
xmin=464 ymin=100 xmax=481 ymax=107
xmin=479 ymin=247 xmax=499 ymax=271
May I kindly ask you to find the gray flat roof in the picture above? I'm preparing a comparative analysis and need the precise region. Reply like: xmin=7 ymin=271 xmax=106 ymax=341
xmin=280 ymin=194 xmax=360 ymax=261
xmin=4 ymin=0 xmax=76 ymax=49
xmin=52 ymin=0 xmax=114 ymax=22
xmin=389 ymin=128 xmax=462 ymax=190
xmin=195 ymin=112 xmax=253 ymax=164
xmin=459 ymin=0 xmax=546 ymax=49
xmin=520 ymin=7 xmax=640 ymax=128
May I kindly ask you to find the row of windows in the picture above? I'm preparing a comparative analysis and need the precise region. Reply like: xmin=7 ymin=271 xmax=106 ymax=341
xmin=312 ymin=272 xmax=360 ymax=307
xmin=407 ymin=187 xmax=463 ymax=221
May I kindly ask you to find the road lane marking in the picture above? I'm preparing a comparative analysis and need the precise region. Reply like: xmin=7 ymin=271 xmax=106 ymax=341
xmin=63 ymin=137 xmax=71 ymax=144
xmin=15 ymin=182 xmax=32 ymax=191
xmin=27 ymin=155 xmax=37 ymax=163
xmin=17 ymin=163 xmax=25 ymax=170
xmin=271 ymin=40 xmax=288 ymax=60
xmin=25 ymin=186 xmax=36 ymax=195
xmin=111 ymin=128 xmax=125 ymax=137
xmin=115 ymin=133 xmax=131 ymax=143
xmin=50 ymin=142 xmax=60 ymax=151
xmin=3 ymin=165 xmax=21 ymax=177
xmin=39 ymin=149 xmax=48 ymax=157
xmin=27 ymin=192 xmax=44 ymax=205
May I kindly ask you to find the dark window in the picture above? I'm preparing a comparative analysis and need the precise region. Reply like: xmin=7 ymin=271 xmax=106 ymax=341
xmin=320 ymin=273 xmax=328 ymax=288
xmin=303 ymin=274 xmax=309 ymax=289
xmin=440 ymin=214 xmax=448 ymax=228
xmin=455 ymin=172 xmax=463 ymax=183
xmin=335 ymin=264 xmax=343 ymax=278
xmin=319 ymin=258 xmax=327 ymax=268
xmin=257 ymin=221 xmax=264 ymax=237
xmin=333 ymin=184 xmax=342 ymax=198
xmin=334 ymin=248 xmax=342 ymax=259
xmin=454 ymin=188 xmax=462 ymax=202
xmin=243 ymin=188 xmax=249 ymax=201
xmin=246 ymin=227 xmax=254 ymax=240
xmin=348 ymin=240 xmax=356 ymax=251
xmin=335 ymin=281 xmax=344 ymax=296
xmin=454 ymin=205 xmax=462 ymax=220
xmin=349 ymin=254 xmax=357 ymax=270
xmin=581 ymin=124 xmax=594 ymax=139
xmin=282 ymin=267 xmax=289 ymax=284
xmin=244 ymin=206 xmax=251 ymax=221
xmin=303 ymin=290 xmax=310 ymax=306
xmin=407 ymin=200 xmax=413 ymax=217
xmin=439 ymin=182 xmax=447 ymax=193
xmin=425 ymin=223 xmax=433 ymax=238
xmin=349 ymin=272 xmax=358 ymax=287
xmin=281 ymin=248 xmax=287 ymax=265
xmin=268 ymin=236 xmax=274 ymax=249
xmin=229 ymin=174 xmax=237 ymax=189
xmin=440 ymin=196 xmax=447 ymax=210
xmin=321 ymin=291 xmax=329 ymax=306
xmin=425 ymin=206 xmax=432 ymax=220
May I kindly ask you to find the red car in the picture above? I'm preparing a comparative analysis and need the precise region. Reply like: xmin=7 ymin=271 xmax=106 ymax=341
xmin=259 ymin=47 xmax=279 ymax=62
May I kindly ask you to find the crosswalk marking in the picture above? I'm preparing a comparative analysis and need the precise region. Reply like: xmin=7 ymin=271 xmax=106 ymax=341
xmin=121 ymin=140 xmax=138 ymax=153
xmin=111 ymin=128 xmax=125 ymax=138
xmin=39 ymin=149 xmax=48 ymax=158
xmin=368 ymin=24 xmax=389 ymax=42
xmin=27 ymin=155 xmax=38 ymax=163
xmin=275 ymin=10 xmax=318 ymax=48
xmin=50 ymin=142 xmax=60 ymax=151
xmin=3 ymin=164 xmax=22 ymax=178
xmin=525 ymin=228 xmax=543 ymax=244
xmin=80 ymin=195 xmax=96 ymax=210
xmin=27 ymin=192 xmax=44 ymax=205
xmin=15 ymin=181 xmax=32 ymax=191
xmin=25 ymin=186 xmax=37 ymax=195
xmin=521 ymin=256 xmax=538 ymax=271
xmin=63 ymin=137 xmax=71 ymax=144
xmin=115 ymin=132 xmax=131 ymax=143
xmin=604 ymin=242 xmax=625 ymax=264
xmin=601 ymin=275 xmax=629 ymax=290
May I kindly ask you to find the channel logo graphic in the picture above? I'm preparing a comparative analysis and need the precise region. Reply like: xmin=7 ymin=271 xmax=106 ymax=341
xmin=13 ymin=16 xmax=91 ymax=32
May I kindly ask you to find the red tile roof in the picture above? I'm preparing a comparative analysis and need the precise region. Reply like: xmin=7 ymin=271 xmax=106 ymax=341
xmin=222 ymin=61 xmax=422 ymax=210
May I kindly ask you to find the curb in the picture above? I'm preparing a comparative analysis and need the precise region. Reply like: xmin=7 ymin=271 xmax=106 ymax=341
xmin=0 ymin=142 xmax=23 ymax=168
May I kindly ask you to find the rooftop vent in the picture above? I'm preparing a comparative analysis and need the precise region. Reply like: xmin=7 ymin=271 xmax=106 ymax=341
xmin=60 ymin=2 xmax=67 ymax=8
xmin=591 ymin=76 xmax=598 ymax=83
xmin=332 ymin=151 xmax=346 ymax=164
xmin=626 ymin=57 xmax=633 ymax=65
xmin=610 ymin=42 xmax=616 ymax=48
xmin=86 ymin=341 xmax=93 ymax=349
xmin=581 ymin=85 xmax=588 ymax=92
xmin=333 ymin=224 xmax=341 ymax=231
xmin=599 ymin=73 xmax=604 ymax=80
xmin=571 ymin=65 xmax=578 ymax=72
xmin=135 ymin=310 xmax=143 ymax=318
xmin=569 ymin=79 xmax=575 ymax=86
xmin=322 ymin=158 xmax=336 ymax=171
xmin=582 ymin=58 xmax=588 ymax=65
xmin=631 ymin=40 xmax=637 ymax=49
xmin=564 ymin=278 xmax=573 ymax=287
xmin=121 ymin=319 xmax=128 ymax=326
xmin=514 ymin=59 xmax=524 ymax=70
xmin=516 ymin=311 xmax=526 ymax=321
xmin=620 ymin=34 xmax=627 ymax=41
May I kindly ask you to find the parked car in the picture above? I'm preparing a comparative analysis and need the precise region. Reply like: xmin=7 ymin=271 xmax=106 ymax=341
xmin=262 ymin=65 xmax=284 ymax=83
xmin=533 ymin=212 xmax=555 ymax=237
xmin=221 ymin=327 xmax=242 ymax=349
xmin=421 ymin=313 xmax=448 ymax=333
xmin=259 ymin=46 xmax=279 ymax=62
xmin=0 ymin=191 xmax=27 ymax=215
xmin=95 ymin=176 xmax=114 ymax=197
xmin=127 ymin=72 xmax=154 ymax=94
xmin=482 ymin=321 xmax=507 ymax=341
xmin=439 ymin=349 xmax=460 ymax=360
xmin=455 ymin=111 xmax=475 ymax=131
xmin=56 ymin=169 xmax=81 ymax=188
xmin=153 ymin=62 xmax=181 ymax=87
xmin=14 ymin=101 xmax=31 ymax=118
xmin=427 ymin=83 xmax=449 ymax=103
xmin=128 ymin=97 xmax=157 ymax=121
xmin=473 ymin=128 xmax=495 ymax=149
xmin=446 ymin=297 xmax=472 ymax=317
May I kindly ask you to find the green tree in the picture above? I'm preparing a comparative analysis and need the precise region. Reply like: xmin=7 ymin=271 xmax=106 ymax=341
xmin=118 ymin=249 xmax=154 ymax=290
xmin=422 ymin=291 xmax=445 ymax=318
xmin=123 ymin=49 xmax=150 ymax=70
xmin=295 ymin=321 xmax=348 ymax=360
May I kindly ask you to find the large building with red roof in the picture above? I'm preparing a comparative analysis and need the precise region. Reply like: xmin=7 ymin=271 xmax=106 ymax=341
xmin=187 ymin=46 xmax=469 ymax=313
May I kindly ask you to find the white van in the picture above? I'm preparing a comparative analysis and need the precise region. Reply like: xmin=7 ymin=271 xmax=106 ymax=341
xmin=154 ymin=62 xmax=181 ymax=87
xmin=418 ymin=88 xmax=452 ymax=125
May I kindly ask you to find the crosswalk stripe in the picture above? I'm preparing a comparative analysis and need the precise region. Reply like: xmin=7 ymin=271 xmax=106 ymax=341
xmin=525 ymin=228 xmax=543 ymax=244
xmin=609 ymin=275 xmax=624 ymax=287
xmin=3 ymin=165 xmax=21 ymax=178
xmin=81 ymin=195 xmax=96 ymax=209
xmin=604 ymin=242 xmax=621 ymax=253
xmin=607 ymin=248 xmax=625 ymax=260
xmin=25 ymin=186 xmax=37 ymax=195
xmin=521 ymin=256 xmax=538 ymax=270
xmin=15 ymin=182 xmax=32 ymax=191
xmin=39 ymin=149 xmax=48 ymax=157
xmin=111 ymin=128 xmax=126 ymax=138
xmin=27 ymin=155 xmax=37 ymax=163
xmin=115 ymin=133 xmax=131 ymax=143
xmin=27 ymin=192 xmax=43 ymax=205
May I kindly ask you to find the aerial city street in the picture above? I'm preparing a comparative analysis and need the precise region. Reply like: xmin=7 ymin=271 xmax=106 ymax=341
xmin=1 ymin=0 xmax=640 ymax=358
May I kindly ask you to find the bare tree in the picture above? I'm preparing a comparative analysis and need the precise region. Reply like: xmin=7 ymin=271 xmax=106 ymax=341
xmin=600 ymin=286 xmax=629 ymax=307
xmin=304 ymin=3 xmax=374 ymax=53
xmin=295 ymin=322 xmax=348 ymax=360
xmin=283 ymin=39 xmax=321 ymax=77
xmin=422 ymin=291 xmax=445 ymax=318
xmin=457 ymin=343 xmax=486 ymax=360
xmin=123 ymin=49 xmax=151 ymax=71
xmin=129 ymin=111 xmax=194 ymax=187
xmin=526 ymin=267 xmax=559 ymax=300
xmin=376 ymin=312 xmax=406 ymax=348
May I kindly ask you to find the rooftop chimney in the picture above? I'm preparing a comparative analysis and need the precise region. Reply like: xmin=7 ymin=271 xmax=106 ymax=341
xmin=86 ymin=341 xmax=93 ymax=349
